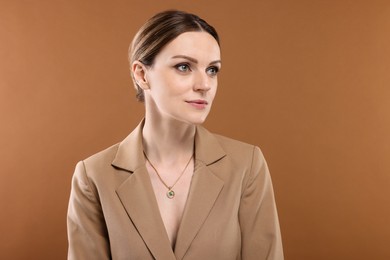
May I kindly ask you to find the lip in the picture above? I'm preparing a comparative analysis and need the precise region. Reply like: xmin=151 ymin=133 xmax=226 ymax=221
xmin=186 ymin=99 xmax=209 ymax=109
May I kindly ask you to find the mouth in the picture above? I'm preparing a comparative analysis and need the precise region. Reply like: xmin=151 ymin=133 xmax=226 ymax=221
xmin=186 ymin=100 xmax=209 ymax=109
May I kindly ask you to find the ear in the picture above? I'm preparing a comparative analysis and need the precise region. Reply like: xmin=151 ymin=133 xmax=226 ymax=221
xmin=132 ymin=61 xmax=149 ymax=90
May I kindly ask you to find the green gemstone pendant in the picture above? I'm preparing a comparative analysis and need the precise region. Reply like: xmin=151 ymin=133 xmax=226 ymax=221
xmin=167 ymin=190 xmax=175 ymax=199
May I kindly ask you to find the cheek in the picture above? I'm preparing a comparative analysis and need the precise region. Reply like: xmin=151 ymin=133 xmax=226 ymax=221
xmin=210 ymin=80 xmax=218 ymax=100
xmin=154 ymin=71 xmax=189 ymax=93
xmin=167 ymin=76 xmax=194 ymax=95
xmin=148 ymin=73 xmax=174 ymax=97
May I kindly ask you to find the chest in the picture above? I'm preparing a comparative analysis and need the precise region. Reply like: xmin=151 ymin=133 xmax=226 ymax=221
xmin=146 ymin=161 xmax=194 ymax=248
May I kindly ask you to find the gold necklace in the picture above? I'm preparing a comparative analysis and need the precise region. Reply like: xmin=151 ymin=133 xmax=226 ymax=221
xmin=143 ymin=151 xmax=193 ymax=199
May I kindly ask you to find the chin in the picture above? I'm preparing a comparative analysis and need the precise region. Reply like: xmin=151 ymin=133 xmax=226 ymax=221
xmin=190 ymin=119 xmax=206 ymax=125
xmin=188 ymin=115 xmax=208 ymax=125
xmin=172 ymin=110 xmax=210 ymax=125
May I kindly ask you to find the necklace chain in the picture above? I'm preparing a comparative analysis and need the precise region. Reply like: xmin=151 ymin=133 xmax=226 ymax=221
xmin=143 ymin=151 xmax=193 ymax=199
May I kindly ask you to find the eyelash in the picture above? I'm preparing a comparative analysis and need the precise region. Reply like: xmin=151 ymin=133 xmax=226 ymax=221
xmin=207 ymin=66 xmax=219 ymax=76
xmin=175 ymin=63 xmax=191 ymax=72
xmin=174 ymin=63 xmax=220 ymax=76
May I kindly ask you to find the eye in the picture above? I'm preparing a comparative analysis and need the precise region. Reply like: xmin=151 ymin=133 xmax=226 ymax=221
xmin=206 ymin=66 xmax=220 ymax=76
xmin=175 ymin=63 xmax=191 ymax=72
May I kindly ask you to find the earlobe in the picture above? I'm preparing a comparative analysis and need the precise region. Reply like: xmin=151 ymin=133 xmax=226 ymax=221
xmin=132 ymin=61 xmax=149 ymax=90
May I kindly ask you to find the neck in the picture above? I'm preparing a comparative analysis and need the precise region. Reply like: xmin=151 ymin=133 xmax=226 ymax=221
xmin=142 ymin=115 xmax=196 ymax=165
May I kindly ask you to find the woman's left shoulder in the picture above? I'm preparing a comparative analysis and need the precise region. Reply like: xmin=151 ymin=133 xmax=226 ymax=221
xmin=213 ymin=132 xmax=260 ymax=149
xmin=196 ymin=126 xmax=266 ymax=165
xmin=213 ymin=133 xmax=255 ymax=149
xmin=212 ymin=133 xmax=265 ymax=162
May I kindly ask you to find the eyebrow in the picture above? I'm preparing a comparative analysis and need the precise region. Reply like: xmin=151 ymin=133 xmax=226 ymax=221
xmin=171 ymin=55 xmax=221 ymax=65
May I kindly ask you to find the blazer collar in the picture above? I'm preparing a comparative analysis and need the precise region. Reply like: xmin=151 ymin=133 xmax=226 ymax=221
xmin=112 ymin=119 xmax=226 ymax=172
xmin=112 ymin=120 xmax=226 ymax=260
xmin=111 ymin=120 xmax=146 ymax=172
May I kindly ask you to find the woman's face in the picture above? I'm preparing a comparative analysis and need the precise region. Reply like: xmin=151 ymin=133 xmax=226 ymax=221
xmin=142 ymin=31 xmax=221 ymax=125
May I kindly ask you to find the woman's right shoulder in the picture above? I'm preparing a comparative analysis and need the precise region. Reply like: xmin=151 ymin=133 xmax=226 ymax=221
xmin=83 ymin=143 xmax=120 ymax=166
xmin=75 ymin=143 xmax=121 ymax=180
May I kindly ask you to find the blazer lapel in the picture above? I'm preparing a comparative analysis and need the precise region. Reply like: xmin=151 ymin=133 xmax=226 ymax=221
xmin=116 ymin=167 xmax=176 ymax=260
xmin=112 ymin=122 xmax=226 ymax=260
xmin=174 ymin=126 xmax=226 ymax=260
xmin=112 ymin=120 xmax=176 ymax=260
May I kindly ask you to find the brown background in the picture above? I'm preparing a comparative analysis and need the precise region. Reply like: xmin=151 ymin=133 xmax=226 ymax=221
xmin=1 ymin=0 xmax=389 ymax=259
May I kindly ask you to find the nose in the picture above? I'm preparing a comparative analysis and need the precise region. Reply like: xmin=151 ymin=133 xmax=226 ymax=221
xmin=194 ymin=71 xmax=211 ymax=92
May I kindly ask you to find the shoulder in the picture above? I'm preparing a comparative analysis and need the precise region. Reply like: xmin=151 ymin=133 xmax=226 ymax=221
xmin=200 ymin=130 xmax=270 ymax=197
xmin=83 ymin=143 xmax=120 ymax=168
xmin=213 ymin=133 xmax=255 ymax=151
xmin=209 ymin=132 xmax=266 ymax=168
xmin=81 ymin=120 xmax=144 ymax=173
xmin=196 ymin=125 xmax=266 ymax=164
xmin=74 ymin=143 xmax=122 ymax=186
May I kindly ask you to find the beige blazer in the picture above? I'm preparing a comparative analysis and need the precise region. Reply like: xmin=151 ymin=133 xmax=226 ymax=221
xmin=67 ymin=121 xmax=284 ymax=260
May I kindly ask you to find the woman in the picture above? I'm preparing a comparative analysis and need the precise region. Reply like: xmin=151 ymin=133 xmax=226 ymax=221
xmin=67 ymin=10 xmax=283 ymax=260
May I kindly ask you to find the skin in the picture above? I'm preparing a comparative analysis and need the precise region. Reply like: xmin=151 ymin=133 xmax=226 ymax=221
xmin=132 ymin=31 xmax=221 ymax=247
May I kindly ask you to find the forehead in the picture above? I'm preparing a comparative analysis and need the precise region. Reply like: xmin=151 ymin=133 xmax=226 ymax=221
xmin=155 ymin=31 xmax=221 ymax=62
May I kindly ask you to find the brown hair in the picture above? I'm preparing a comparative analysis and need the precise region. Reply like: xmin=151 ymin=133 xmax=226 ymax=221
xmin=129 ymin=10 xmax=220 ymax=102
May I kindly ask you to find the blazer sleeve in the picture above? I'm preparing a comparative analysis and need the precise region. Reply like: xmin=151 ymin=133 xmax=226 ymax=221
xmin=67 ymin=161 xmax=111 ymax=260
xmin=239 ymin=146 xmax=284 ymax=260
